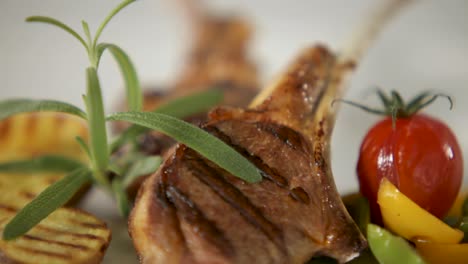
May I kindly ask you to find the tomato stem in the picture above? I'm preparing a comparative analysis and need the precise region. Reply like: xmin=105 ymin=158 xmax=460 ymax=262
xmin=334 ymin=89 xmax=453 ymax=128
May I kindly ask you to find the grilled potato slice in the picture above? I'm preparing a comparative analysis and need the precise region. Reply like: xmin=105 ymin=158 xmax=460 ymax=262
xmin=0 ymin=113 xmax=90 ymax=204
xmin=0 ymin=188 xmax=111 ymax=264
xmin=0 ymin=113 xmax=88 ymax=162
xmin=0 ymin=113 xmax=111 ymax=263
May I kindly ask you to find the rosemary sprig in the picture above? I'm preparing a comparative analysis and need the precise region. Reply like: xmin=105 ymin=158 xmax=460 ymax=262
xmin=0 ymin=0 xmax=261 ymax=240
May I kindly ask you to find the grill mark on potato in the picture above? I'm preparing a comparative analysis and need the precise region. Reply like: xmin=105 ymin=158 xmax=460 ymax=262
xmin=67 ymin=219 xmax=107 ymax=230
xmin=205 ymin=126 xmax=288 ymax=188
xmin=13 ymin=245 xmax=71 ymax=259
xmin=54 ymin=114 xmax=67 ymax=127
xmin=46 ymin=177 xmax=59 ymax=185
xmin=0 ymin=118 xmax=11 ymax=140
xmin=25 ymin=114 xmax=38 ymax=138
xmin=183 ymin=148 xmax=286 ymax=252
xmin=0 ymin=250 xmax=19 ymax=264
xmin=165 ymin=184 xmax=233 ymax=257
xmin=19 ymin=191 xmax=35 ymax=200
xmin=35 ymin=226 xmax=107 ymax=243
xmin=22 ymin=234 xmax=90 ymax=250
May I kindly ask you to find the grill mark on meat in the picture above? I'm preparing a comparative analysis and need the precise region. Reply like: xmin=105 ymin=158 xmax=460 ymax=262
xmin=205 ymin=122 xmax=316 ymax=215
xmin=289 ymin=187 xmax=310 ymax=204
xmin=183 ymin=148 xmax=286 ymax=252
xmin=152 ymin=162 xmax=195 ymax=261
xmin=12 ymin=245 xmax=71 ymax=259
xmin=255 ymin=123 xmax=311 ymax=154
xmin=22 ymin=234 xmax=90 ymax=250
xmin=313 ymin=119 xmax=328 ymax=171
xmin=165 ymin=184 xmax=234 ymax=257
xmin=155 ymin=181 xmax=170 ymax=208
xmin=205 ymin=126 xmax=288 ymax=188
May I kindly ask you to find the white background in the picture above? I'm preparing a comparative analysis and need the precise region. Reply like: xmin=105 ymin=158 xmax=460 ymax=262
xmin=1 ymin=0 xmax=467 ymax=262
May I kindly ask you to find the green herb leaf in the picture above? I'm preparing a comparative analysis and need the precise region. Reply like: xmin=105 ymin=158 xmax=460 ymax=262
xmin=0 ymin=99 xmax=87 ymax=121
xmin=123 ymin=155 xmax=162 ymax=188
xmin=367 ymin=224 xmax=426 ymax=264
xmin=26 ymin=16 xmax=88 ymax=50
xmin=107 ymin=112 xmax=262 ymax=183
xmin=85 ymin=67 xmax=109 ymax=184
xmin=154 ymin=89 xmax=223 ymax=118
xmin=109 ymin=89 xmax=223 ymax=152
xmin=97 ymin=43 xmax=142 ymax=111
xmin=2 ymin=167 xmax=92 ymax=240
xmin=81 ymin=20 xmax=92 ymax=46
xmin=93 ymin=0 xmax=136 ymax=47
xmin=75 ymin=136 xmax=91 ymax=158
xmin=0 ymin=155 xmax=84 ymax=174
xmin=112 ymin=179 xmax=130 ymax=217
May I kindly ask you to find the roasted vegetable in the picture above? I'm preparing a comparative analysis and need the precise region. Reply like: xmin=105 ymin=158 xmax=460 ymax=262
xmin=378 ymin=177 xmax=463 ymax=243
xmin=367 ymin=224 xmax=426 ymax=264
xmin=0 ymin=189 xmax=110 ymax=264
xmin=0 ymin=113 xmax=110 ymax=263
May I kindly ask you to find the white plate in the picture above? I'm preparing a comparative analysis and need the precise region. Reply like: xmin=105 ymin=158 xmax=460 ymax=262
xmin=1 ymin=1 xmax=467 ymax=263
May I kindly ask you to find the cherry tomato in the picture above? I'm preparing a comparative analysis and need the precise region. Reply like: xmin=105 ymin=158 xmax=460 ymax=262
xmin=357 ymin=114 xmax=463 ymax=223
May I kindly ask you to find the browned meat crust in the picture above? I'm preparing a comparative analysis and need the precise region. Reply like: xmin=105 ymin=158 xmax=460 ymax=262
xmin=129 ymin=46 xmax=366 ymax=264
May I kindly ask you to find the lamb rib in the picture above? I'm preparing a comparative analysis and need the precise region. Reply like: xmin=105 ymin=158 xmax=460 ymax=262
xmin=129 ymin=0 xmax=413 ymax=263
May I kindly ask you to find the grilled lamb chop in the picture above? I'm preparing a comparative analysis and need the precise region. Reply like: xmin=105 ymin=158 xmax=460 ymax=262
xmin=130 ymin=45 xmax=364 ymax=264
xmin=129 ymin=1 xmax=412 ymax=263
xmin=114 ymin=2 xmax=259 ymax=151
xmin=133 ymin=13 xmax=259 ymax=157
xmin=116 ymin=2 xmax=260 ymax=198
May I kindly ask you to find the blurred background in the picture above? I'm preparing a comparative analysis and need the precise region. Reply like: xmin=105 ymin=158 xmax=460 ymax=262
xmin=1 ymin=0 xmax=467 ymax=262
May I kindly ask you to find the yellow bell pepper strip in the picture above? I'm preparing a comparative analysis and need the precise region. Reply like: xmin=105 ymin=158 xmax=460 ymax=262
xmin=367 ymin=224 xmax=426 ymax=264
xmin=415 ymin=240 xmax=468 ymax=264
xmin=447 ymin=190 xmax=468 ymax=218
xmin=377 ymin=178 xmax=464 ymax=243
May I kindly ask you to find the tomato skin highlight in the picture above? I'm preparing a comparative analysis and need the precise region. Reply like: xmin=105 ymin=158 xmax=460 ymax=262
xmin=357 ymin=114 xmax=463 ymax=222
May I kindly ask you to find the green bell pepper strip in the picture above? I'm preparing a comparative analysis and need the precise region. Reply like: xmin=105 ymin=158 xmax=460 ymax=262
xmin=367 ymin=224 xmax=426 ymax=264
